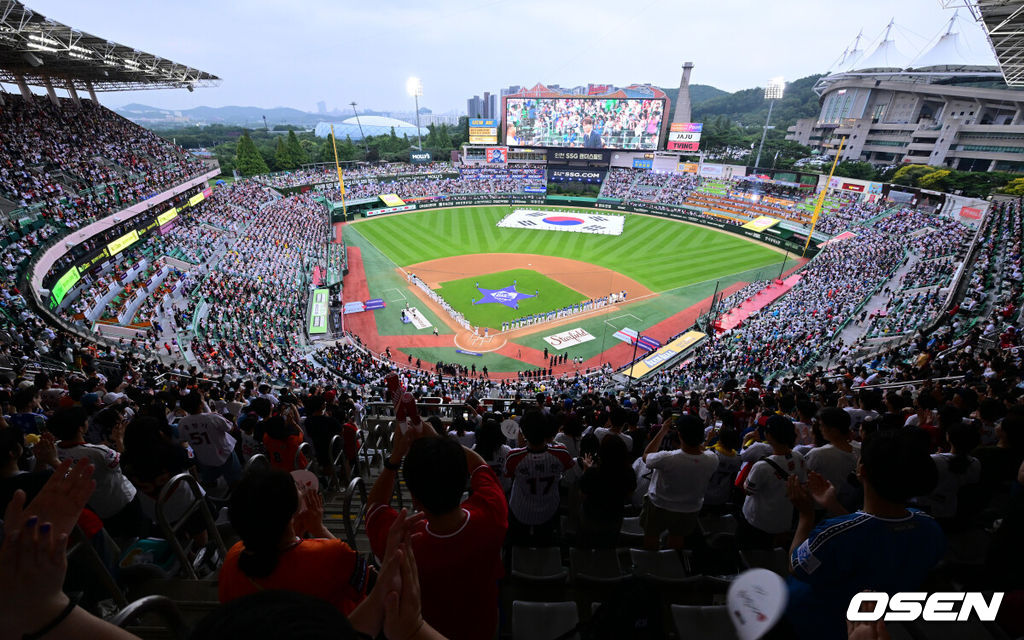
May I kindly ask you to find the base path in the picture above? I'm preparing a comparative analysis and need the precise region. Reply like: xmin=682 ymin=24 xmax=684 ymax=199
xmin=405 ymin=253 xmax=654 ymax=300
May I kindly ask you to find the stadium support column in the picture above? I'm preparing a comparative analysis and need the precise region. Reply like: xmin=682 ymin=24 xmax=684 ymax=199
xmin=672 ymin=62 xmax=694 ymax=124
xmin=86 ymin=81 xmax=99 ymax=105
xmin=14 ymin=74 xmax=32 ymax=101
xmin=65 ymin=80 xmax=81 ymax=106
xmin=42 ymin=77 xmax=58 ymax=106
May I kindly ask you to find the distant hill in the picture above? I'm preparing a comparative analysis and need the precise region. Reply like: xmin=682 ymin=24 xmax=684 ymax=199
xmin=657 ymin=83 xmax=730 ymax=111
xmin=692 ymin=74 xmax=825 ymax=129
xmin=114 ymin=104 xmax=323 ymax=128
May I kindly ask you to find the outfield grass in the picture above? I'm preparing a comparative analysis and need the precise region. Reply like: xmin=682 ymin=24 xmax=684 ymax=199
xmin=434 ymin=268 xmax=586 ymax=330
xmin=352 ymin=206 xmax=782 ymax=292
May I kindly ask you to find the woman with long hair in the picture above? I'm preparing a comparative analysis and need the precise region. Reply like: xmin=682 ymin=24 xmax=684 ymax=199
xmin=219 ymin=468 xmax=366 ymax=614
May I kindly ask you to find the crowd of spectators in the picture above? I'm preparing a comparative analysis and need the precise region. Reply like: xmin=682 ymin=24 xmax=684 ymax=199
xmin=192 ymin=194 xmax=329 ymax=379
xmin=0 ymin=95 xmax=206 ymax=230
xmin=255 ymin=162 xmax=453 ymax=188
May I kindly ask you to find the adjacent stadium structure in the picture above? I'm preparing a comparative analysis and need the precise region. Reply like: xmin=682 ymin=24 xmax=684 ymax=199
xmin=786 ymin=13 xmax=1024 ymax=172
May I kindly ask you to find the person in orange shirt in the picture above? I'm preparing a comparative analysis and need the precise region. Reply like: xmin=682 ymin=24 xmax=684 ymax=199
xmin=218 ymin=468 xmax=367 ymax=614
xmin=262 ymin=406 xmax=306 ymax=471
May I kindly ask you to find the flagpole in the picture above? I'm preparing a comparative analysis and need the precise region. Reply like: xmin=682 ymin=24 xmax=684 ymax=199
xmin=803 ymin=135 xmax=845 ymax=256
xmin=330 ymin=124 xmax=347 ymax=219
xmin=626 ymin=336 xmax=639 ymax=391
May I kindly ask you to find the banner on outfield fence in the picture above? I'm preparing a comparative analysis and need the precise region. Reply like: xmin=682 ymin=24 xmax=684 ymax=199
xmin=379 ymin=194 xmax=406 ymax=207
xmin=742 ymin=216 xmax=781 ymax=233
xmin=543 ymin=328 xmax=596 ymax=350
xmin=496 ymin=209 xmax=624 ymax=236
xmin=624 ymin=330 xmax=707 ymax=378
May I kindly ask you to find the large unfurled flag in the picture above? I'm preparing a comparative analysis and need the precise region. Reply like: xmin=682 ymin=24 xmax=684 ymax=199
xmin=613 ymin=328 xmax=661 ymax=352
xmin=613 ymin=327 xmax=639 ymax=344
xmin=637 ymin=335 xmax=661 ymax=352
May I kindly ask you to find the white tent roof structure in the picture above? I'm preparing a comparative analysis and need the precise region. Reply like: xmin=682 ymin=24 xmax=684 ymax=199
xmin=853 ymin=21 xmax=909 ymax=71
xmin=910 ymin=13 xmax=997 ymax=70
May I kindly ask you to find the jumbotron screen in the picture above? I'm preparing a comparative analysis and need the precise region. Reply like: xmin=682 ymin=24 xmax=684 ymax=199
xmin=505 ymin=98 xmax=665 ymax=150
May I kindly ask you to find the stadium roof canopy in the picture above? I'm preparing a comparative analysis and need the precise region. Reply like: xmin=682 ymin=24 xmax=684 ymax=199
xmin=313 ymin=116 xmax=428 ymax=141
xmin=945 ymin=0 xmax=1024 ymax=86
xmin=814 ymin=11 xmax=1002 ymax=95
xmin=0 ymin=0 xmax=219 ymax=91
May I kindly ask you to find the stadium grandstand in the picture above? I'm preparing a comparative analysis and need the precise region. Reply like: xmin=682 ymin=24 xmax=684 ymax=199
xmin=2 ymin=2 xmax=1024 ymax=640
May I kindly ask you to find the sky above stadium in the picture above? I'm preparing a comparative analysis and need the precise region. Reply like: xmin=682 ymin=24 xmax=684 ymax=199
xmin=25 ymin=0 xmax=995 ymax=114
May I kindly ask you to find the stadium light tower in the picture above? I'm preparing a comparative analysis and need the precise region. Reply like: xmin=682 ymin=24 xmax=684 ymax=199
xmin=406 ymin=76 xmax=423 ymax=150
xmin=754 ymin=77 xmax=785 ymax=171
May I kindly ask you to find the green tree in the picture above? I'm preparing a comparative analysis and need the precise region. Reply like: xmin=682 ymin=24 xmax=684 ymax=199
xmin=286 ymin=130 xmax=308 ymax=166
xmin=1001 ymin=177 xmax=1024 ymax=195
xmin=234 ymin=132 xmax=269 ymax=176
xmin=274 ymin=136 xmax=295 ymax=171
xmin=339 ymin=135 xmax=357 ymax=161
xmin=436 ymin=124 xmax=452 ymax=150
xmin=834 ymin=161 xmax=878 ymax=181
xmin=891 ymin=164 xmax=939 ymax=186
xmin=917 ymin=169 xmax=952 ymax=191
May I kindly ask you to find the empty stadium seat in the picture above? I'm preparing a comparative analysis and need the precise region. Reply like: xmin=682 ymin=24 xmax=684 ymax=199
xmin=671 ymin=605 xmax=738 ymax=640
xmin=569 ymin=547 xmax=626 ymax=585
xmin=629 ymin=549 xmax=698 ymax=585
xmin=512 ymin=601 xmax=579 ymax=640
xmin=511 ymin=547 xmax=569 ymax=584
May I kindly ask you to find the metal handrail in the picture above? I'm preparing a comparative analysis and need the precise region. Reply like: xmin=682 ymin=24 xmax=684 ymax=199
xmin=245 ymin=453 xmax=270 ymax=471
xmin=109 ymin=595 xmax=188 ymax=640
xmin=342 ymin=476 xmax=368 ymax=550
xmin=295 ymin=441 xmax=316 ymax=472
xmin=155 ymin=473 xmax=227 ymax=580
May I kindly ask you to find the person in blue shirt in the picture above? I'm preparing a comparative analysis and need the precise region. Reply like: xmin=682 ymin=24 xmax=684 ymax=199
xmin=783 ymin=427 xmax=943 ymax=640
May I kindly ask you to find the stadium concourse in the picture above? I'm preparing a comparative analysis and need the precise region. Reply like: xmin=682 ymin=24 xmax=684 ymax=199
xmin=1 ymin=33 xmax=1024 ymax=640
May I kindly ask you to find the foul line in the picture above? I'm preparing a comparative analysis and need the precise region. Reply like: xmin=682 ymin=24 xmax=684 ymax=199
xmin=384 ymin=287 xmax=407 ymax=302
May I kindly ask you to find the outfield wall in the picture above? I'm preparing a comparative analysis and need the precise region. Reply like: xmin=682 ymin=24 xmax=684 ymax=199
xmin=357 ymin=193 xmax=821 ymax=256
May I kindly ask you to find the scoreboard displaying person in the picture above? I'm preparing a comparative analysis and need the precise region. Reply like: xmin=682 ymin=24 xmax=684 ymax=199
xmin=505 ymin=97 xmax=665 ymax=151
xmin=468 ymin=118 xmax=499 ymax=145
xmin=667 ymin=122 xmax=702 ymax=152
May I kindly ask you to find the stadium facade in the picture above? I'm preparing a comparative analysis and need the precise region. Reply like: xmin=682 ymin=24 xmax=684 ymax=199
xmin=786 ymin=17 xmax=1024 ymax=172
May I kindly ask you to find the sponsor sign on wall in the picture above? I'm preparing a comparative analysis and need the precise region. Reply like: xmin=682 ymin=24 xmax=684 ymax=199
xmin=543 ymin=328 xmax=596 ymax=350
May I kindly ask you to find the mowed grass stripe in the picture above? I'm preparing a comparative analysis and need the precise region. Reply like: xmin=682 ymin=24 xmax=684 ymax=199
xmin=353 ymin=206 xmax=782 ymax=292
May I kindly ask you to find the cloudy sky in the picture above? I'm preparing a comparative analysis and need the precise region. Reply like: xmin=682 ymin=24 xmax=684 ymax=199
xmin=24 ymin=0 xmax=995 ymax=113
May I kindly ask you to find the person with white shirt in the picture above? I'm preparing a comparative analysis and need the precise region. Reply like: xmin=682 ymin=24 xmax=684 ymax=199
xmin=177 ymin=391 xmax=240 ymax=486
xmin=917 ymin=421 xmax=981 ymax=523
xmin=805 ymin=407 xmax=862 ymax=512
xmin=641 ymin=414 xmax=719 ymax=550
xmin=592 ymin=406 xmax=634 ymax=450
xmin=741 ymin=415 xmax=808 ymax=547
xmin=50 ymin=406 xmax=143 ymax=538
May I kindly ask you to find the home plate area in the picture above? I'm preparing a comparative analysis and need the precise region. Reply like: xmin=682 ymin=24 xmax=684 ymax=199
xmin=496 ymin=209 xmax=624 ymax=236
xmin=400 ymin=306 xmax=432 ymax=330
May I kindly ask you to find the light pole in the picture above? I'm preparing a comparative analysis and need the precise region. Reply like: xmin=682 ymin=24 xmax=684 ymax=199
xmin=406 ymin=76 xmax=423 ymax=150
xmin=754 ymin=77 xmax=785 ymax=171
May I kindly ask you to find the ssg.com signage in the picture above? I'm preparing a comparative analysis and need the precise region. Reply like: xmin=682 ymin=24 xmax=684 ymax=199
xmin=550 ymin=169 xmax=603 ymax=180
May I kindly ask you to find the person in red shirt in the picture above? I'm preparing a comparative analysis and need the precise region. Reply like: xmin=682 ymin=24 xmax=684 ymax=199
xmin=366 ymin=421 xmax=507 ymax=640
xmin=262 ymin=411 xmax=306 ymax=472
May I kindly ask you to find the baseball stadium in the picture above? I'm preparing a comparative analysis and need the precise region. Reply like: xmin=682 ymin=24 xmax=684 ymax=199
xmin=3 ymin=0 xmax=1024 ymax=639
